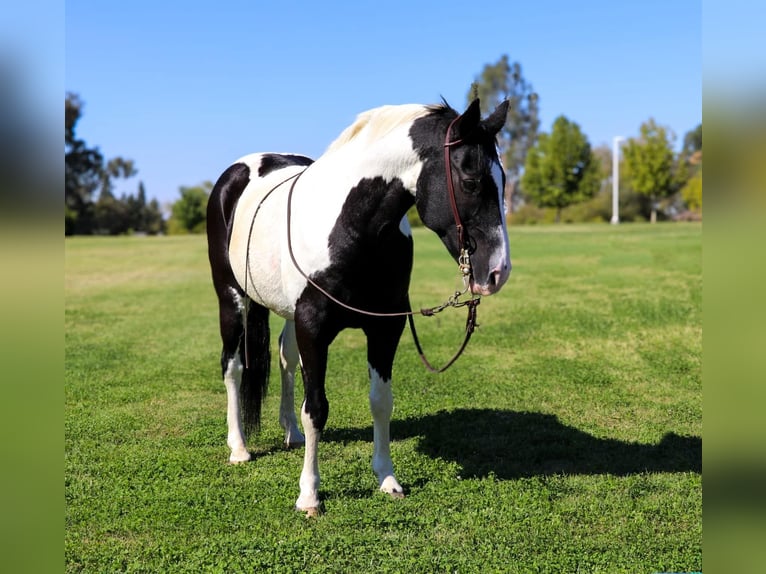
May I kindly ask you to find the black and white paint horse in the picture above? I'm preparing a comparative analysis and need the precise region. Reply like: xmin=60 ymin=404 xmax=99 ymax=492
xmin=207 ymin=98 xmax=511 ymax=514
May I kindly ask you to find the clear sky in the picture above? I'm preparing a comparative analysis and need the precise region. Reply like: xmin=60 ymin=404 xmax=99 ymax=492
xmin=65 ymin=0 xmax=702 ymax=207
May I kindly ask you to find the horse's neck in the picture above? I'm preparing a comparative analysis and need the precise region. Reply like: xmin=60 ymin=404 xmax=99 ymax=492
xmin=315 ymin=128 xmax=421 ymax=198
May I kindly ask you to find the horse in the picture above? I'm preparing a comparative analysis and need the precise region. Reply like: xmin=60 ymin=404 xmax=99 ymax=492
xmin=206 ymin=98 xmax=511 ymax=515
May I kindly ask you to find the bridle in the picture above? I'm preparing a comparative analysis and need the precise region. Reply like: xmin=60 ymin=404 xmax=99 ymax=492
xmin=244 ymin=113 xmax=480 ymax=373
xmin=443 ymin=115 xmax=474 ymax=282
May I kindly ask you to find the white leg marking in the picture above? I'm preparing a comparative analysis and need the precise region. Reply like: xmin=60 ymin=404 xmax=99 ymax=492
xmin=279 ymin=321 xmax=305 ymax=448
xmin=369 ymin=365 xmax=404 ymax=497
xmin=223 ymin=354 xmax=251 ymax=463
xmin=296 ymin=401 xmax=321 ymax=511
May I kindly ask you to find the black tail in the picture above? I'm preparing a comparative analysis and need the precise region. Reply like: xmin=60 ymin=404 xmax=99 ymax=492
xmin=240 ymin=301 xmax=271 ymax=437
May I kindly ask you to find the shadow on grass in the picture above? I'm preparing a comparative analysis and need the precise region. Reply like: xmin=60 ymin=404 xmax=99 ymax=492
xmin=322 ymin=408 xmax=701 ymax=479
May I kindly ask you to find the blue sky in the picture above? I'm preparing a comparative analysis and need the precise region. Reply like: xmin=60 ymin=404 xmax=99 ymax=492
xmin=65 ymin=0 xmax=703 ymax=207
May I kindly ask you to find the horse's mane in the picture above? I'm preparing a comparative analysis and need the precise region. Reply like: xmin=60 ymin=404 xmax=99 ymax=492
xmin=325 ymin=102 xmax=453 ymax=154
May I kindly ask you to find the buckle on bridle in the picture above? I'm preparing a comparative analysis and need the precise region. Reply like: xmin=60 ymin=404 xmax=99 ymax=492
xmin=458 ymin=247 xmax=471 ymax=278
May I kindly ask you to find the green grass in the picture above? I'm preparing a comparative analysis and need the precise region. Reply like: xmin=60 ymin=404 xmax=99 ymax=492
xmin=65 ymin=223 xmax=701 ymax=573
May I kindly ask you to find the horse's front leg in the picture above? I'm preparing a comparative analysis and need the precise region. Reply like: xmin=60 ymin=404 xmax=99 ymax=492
xmin=293 ymin=313 xmax=331 ymax=515
xmin=365 ymin=317 xmax=406 ymax=499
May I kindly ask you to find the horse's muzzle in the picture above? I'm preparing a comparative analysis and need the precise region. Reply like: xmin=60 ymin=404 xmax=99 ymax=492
xmin=470 ymin=261 xmax=510 ymax=296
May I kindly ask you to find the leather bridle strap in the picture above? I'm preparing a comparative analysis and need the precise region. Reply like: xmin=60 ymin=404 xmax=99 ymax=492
xmin=408 ymin=297 xmax=479 ymax=373
xmin=443 ymin=115 xmax=467 ymax=252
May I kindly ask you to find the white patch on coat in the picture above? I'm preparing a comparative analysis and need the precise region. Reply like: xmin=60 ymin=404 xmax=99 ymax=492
xmin=490 ymin=159 xmax=511 ymax=278
xmin=228 ymin=286 xmax=245 ymax=314
xmin=325 ymin=105 xmax=429 ymax=153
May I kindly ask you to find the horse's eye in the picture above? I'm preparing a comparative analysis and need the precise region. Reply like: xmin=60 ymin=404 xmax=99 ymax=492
xmin=462 ymin=179 xmax=479 ymax=194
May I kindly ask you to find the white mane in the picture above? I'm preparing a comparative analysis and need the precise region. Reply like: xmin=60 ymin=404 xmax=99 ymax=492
xmin=325 ymin=104 xmax=431 ymax=154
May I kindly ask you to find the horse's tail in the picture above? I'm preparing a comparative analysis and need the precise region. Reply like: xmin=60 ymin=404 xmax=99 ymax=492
xmin=240 ymin=301 xmax=271 ymax=437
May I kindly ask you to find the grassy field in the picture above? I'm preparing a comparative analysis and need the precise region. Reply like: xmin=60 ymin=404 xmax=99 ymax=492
xmin=65 ymin=223 xmax=701 ymax=573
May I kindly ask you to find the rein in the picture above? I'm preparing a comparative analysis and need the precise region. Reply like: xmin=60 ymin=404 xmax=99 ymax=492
xmin=245 ymin=115 xmax=479 ymax=373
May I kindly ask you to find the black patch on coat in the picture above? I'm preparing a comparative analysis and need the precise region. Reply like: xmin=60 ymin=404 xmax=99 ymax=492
xmin=258 ymin=153 xmax=314 ymax=177
xmin=301 ymin=175 xmax=415 ymax=322
xmin=207 ymin=162 xmax=251 ymax=255
xmin=294 ymin=176 xmax=415 ymax=424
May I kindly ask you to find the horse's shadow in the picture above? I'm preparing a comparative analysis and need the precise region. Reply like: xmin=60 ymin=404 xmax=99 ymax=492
xmin=323 ymin=408 xmax=701 ymax=480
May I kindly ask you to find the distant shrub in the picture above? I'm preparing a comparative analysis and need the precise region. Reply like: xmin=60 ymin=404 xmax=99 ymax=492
xmin=508 ymin=204 xmax=556 ymax=225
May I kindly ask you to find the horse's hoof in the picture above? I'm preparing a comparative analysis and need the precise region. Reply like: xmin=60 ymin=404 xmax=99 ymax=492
xmin=379 ymin=476 xmax=404 ymax=498
xmin=297 ymin=506 xmax=321 ymax=518
xmin=285 ymin=440 xmax=305 ymax=450
xmin=228 ymin=450 xmax=252 ymax=464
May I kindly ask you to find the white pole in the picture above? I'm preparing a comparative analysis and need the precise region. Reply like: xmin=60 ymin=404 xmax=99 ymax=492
xmin=611 ymin=136 xmax=625 ymax=225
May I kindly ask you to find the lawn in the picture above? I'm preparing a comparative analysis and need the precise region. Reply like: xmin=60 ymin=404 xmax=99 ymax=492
xmin=65 ymin=222 xmax=701 ymax=573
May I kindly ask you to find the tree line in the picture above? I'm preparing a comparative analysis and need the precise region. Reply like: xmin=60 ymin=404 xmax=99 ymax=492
xmin=469 ymin=54 xmax=702 ymax=224
xmin=65 ymin=93 xmax=165 ymax=235
xmin=66 ymin=57 xmax=701 ymax=235
xmin=65 ymin=92 xmax=220 ymax=236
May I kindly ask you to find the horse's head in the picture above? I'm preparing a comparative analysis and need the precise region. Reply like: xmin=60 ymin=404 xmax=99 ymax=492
xmin=410 ymin=98 xmax=511 ymax=296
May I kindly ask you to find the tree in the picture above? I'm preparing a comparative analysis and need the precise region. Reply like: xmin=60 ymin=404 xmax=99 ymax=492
xmin=126 ymin=181 xmax=148 ymax=232
xmin=681 ymin=168 xmax=702 ymax=212
xmin=144 ymin=197 xmax=166 ymax=235
xmin=65 ymin=93 xmax=103 ymax=234
xmin=622 ymin=118 xmax=677 ymax=223
xmin=520 ymin=115 xmax=601 ymax=222
xmin=65 ymin=93 xmax=166 ymax=235
xmin=682 ymin=123 xmax=702 ymax=157
xmin=467 ymin=55 xmax=540 ymax=212
xmin=679 ymin=123 xmax=702 ymax=213
xmin=167 ymin=182 xmax=212 ymax=234
xmin=93 ymin=187 xmax=129 ymax=235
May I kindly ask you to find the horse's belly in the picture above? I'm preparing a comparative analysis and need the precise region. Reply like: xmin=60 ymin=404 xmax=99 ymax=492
xmin=227 ymin=168 xmax=333 ymax=320
xmin=229 ymin=207 xmax=297 ymax=319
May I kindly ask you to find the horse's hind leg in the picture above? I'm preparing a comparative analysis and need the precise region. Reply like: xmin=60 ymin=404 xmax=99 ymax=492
xmin=278 ymin=320 xmax=305 ymax=448
xmin=217 ymin=288 xmax=251 ymax=463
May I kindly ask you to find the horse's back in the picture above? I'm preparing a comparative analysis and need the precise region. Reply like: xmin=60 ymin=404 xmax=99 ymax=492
xmin=208 ymin=153 xmax=313 ymax=233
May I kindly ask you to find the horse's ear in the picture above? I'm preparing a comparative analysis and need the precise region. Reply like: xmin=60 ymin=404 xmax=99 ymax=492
xmin=453 ymin=98 xmax=482 ymax=139
xmin=483 ymin=100 xmax=510 ymax=135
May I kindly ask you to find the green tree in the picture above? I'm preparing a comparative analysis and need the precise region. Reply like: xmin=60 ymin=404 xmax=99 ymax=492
xmin=681 ymin=168 xmax=702 ymax=211
xmin=167 ymin=182 xmax=212 ymax=234
xmin=521 ymin=115 xmax=601 ymax=223
xmin=682 ymin=123 xmax=702 ymax=157
xmin=622 ymin=118 xmax=677 ymax=223
xmin=468 ymin=55 xmax=540 ymax=211
xmin=65 ymin=93 xmax=103 ymax=234
xmin=93 ymin=188 xmax=129 ymax=235
xmin=126 ymin=181 xmax=148 ymax=232
xmin=143 ymin=197 xmax=166 ymax=235
xmin=65 ymin=93 xmax=163 ymax=235
xmin=679 ymin=123 xmax=702 ymax=213
xmin=100 ymin=157 xmax=137 ymax=197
